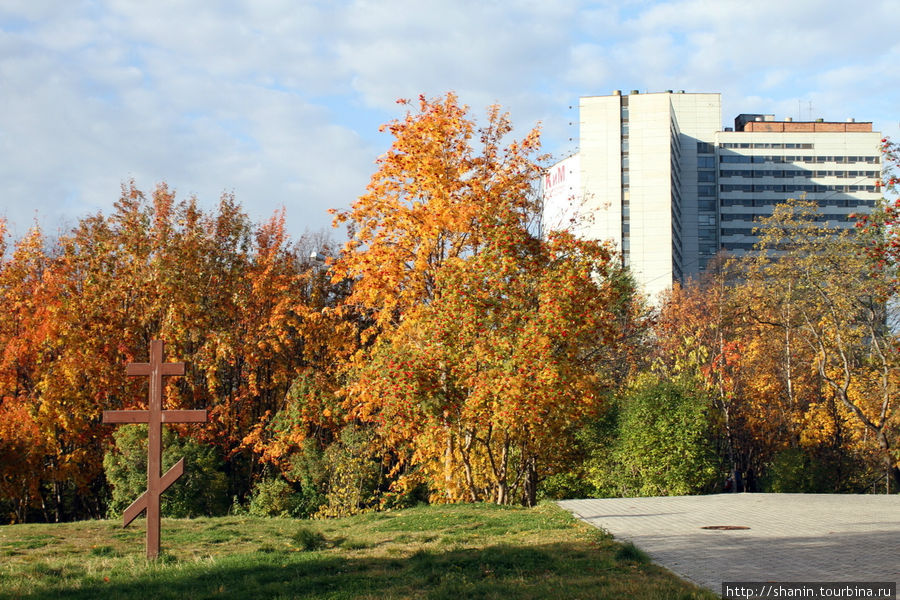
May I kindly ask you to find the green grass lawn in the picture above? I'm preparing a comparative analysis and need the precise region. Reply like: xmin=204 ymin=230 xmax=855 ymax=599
xmin=0 ymin=503 xmax=716 ymax=599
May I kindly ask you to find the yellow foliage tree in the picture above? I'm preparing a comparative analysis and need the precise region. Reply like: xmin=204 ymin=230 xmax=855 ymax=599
xmin=333 ymin=94 xmax=644 ymax=506
xmin=741 ymin=199 xmax=899 ymax=490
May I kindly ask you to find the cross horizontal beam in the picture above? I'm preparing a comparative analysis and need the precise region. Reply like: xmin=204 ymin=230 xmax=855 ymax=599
xmin=126 ymin=362 xmax=184 ymax=376
xmin=102 ymin=409 xmax=207 ymax=424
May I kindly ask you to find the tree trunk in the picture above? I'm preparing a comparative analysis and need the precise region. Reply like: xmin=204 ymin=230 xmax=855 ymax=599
xmin=492 ymin=438 xmax=509 ymax=505
xmin=53 ymin=480 xmax=62 ymax=523
xmin=522 ymin=456 xmax=538 ymax=507
xmin=460 ymin=428 xmax=478 ymax=502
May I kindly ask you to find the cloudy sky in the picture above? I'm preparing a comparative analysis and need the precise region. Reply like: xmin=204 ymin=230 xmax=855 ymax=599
xmin=1 ymin=0 xmax=898 ymax=241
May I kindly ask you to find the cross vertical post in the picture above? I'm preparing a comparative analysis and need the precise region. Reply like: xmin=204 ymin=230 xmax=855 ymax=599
xmin=103 ymin=340 xmax=207 ymax=559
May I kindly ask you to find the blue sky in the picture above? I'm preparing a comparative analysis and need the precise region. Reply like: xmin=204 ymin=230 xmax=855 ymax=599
xmin=1 ymin=0 xmax=898 ymax=241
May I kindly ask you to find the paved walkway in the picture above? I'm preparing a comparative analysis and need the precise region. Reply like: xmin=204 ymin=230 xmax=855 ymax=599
xmin=559 ymin=494 xmax=899 ymax=597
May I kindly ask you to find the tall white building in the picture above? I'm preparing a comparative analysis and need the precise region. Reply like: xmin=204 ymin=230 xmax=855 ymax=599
xmin=544 ymin=91 xmax=883 ymax=299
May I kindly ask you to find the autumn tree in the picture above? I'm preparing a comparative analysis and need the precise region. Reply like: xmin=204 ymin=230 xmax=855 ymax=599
xmin=654 ymin=254 xmax=855 ymax=492
xmin=0 ymin=221 xmax=54 ymax=521
xmin=332 ymin=93 xmax=644 ymax=507
xmin=741 ymin=199 xmax=899 ymax=490
xmin=0 ymin=184 xmax=350 ymax=522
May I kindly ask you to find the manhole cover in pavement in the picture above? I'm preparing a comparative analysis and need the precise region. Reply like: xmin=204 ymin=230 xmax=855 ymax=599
xmin=701 ymin=525 xmax=750 ymax=530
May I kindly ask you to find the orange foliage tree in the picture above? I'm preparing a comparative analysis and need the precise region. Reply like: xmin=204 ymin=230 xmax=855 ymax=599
xmin=0 ymin=220 xmax=55 ymax=521
xmin=332 ymin=94 xmax=644 ymax=506
xmin=0 ymin=185 xmax=346 ymax=522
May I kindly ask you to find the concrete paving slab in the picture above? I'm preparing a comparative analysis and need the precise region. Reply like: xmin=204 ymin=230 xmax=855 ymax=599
xmin=559 ymin=494 xmax=899 ymax=598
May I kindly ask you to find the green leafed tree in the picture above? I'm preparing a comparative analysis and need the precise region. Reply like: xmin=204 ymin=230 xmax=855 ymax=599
xmin=103 ymin=424 xmax=229 ymax=518
xmin=586 ymin=376 xmax=720 ymax=497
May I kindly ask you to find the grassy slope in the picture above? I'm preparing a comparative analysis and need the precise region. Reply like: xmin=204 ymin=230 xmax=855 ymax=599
xmin=0 ymin=503 xmax=716 ymax=600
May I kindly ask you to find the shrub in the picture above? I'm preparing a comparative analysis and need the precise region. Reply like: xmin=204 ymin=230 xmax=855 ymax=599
xmin=292 ymin=526 xmax=327 ymax=551
xmin=315 ymin=425 xmax=383 ymax=518
xmin=585 ymin=376 xmax=720 ymax=497
xmin=103 ymin=425 xmax=229 ymax=518
xmin=246 ymin=476 xmax=301 ymax=517
xmin=285 ymin=438 xmax=328 ymax=518
xmin=538 ymin=406 xmax=618 ymax=501
xmin=762 ymin=446 xmax=872 ymax=493
xmin=538 ymin=471 xmax=597 ymax=501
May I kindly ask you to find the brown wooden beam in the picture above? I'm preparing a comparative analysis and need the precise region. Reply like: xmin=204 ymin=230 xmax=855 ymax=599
xmin=103 ymin=409 xmax=207 ymax=424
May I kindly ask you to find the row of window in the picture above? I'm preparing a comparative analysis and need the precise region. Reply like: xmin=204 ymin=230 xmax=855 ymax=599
xmin=719 ymin=170 xmax=880 ymax=179
xmin=719 ymin=155 xmax=879 ymax=164
xmin=720 ymin=213 xmax=859 ymax=222
xmin=722 ymin=224 xmax=852 ymax=237
xmin=721 ymin=197 xmax=874 ymax=207
xmin=721 ymin=142 xmax=814 ymax=149
xmin=719 ymin=184 xmax=878 ymax=193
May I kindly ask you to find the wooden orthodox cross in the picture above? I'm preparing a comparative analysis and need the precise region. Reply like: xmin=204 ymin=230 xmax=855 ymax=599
xmin=102 ymin=340 xmax=207 ymax=559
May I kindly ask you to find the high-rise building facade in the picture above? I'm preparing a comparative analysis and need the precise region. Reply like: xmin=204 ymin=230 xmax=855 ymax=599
xmin=543 ymin=91 xmax=882 ymax=299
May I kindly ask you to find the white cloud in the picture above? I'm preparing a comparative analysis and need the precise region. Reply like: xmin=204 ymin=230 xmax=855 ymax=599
xmin=331 ymin=1 xmax=576 ymax=119
xmin=0 ymin=1 xmax=377 ymax=239
xmin=0 ymin=0 xmax=898 ymax=243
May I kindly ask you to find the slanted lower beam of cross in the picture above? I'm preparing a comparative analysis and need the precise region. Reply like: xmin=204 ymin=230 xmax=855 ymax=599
xmin=102 ymin=340 xmax=207 ymax=559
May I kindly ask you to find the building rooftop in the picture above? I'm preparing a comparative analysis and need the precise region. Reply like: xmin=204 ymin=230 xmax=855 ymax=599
xmin=734 ymin=113 xmax=871 ymax=132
